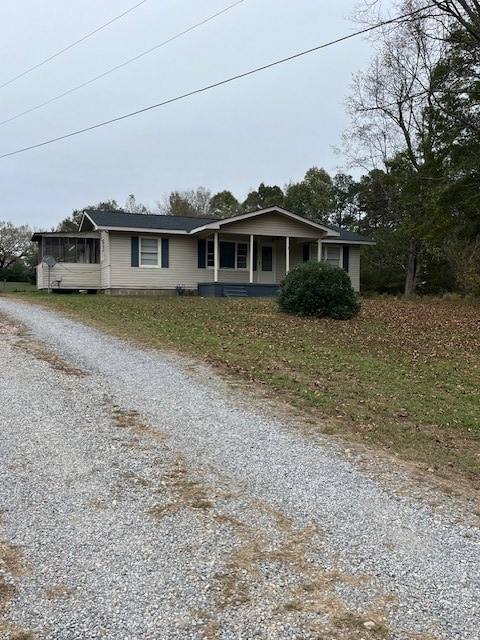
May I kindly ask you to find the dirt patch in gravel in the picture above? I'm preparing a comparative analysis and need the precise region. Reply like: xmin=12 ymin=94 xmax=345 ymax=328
xmin=0 ymin=312 xmax=87 ymax=377
xmin=0 ymin=534 xmax=34 ymax=639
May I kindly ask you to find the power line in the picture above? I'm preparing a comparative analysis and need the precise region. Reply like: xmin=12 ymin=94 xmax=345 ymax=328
xmin=0 ymin=4 xmax=436 ymax=161
xmin=0 ymin=0 xmax=148 ymax=90
xmin=0 ymin=0 xmax=244 ymax=127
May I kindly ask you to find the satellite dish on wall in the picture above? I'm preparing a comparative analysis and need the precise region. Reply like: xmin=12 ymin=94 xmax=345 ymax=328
xmin=43 ymin=255 xmax=56 ymax=267
xmin=42 ymin=255 xmax=56 ymax=293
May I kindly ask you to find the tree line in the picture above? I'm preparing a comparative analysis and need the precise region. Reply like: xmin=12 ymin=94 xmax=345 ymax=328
xmin=341 ymin=0 xmax=480 ymax=296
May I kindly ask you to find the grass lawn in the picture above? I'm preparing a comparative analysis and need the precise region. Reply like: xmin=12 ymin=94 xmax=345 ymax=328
xmin=6 ymin=290 xmax=480 ymax=491
xmin=0 ymin=281 xmax=36 ymax=293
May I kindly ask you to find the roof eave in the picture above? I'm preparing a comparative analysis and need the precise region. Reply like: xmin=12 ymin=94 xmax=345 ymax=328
xmin=95 ymin=226 xmax=188 ymax=234
xmin=323 ymin=238 xmax=376 ymax=245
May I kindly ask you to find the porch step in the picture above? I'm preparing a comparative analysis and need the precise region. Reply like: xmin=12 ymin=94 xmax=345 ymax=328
xmin=223 ymin=286 xmax=248 ymax=298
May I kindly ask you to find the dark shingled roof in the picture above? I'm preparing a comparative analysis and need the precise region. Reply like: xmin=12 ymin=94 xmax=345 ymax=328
xmin=81 ymin=209 xmax=374 ymax=243
xmin=83 ymin=210 xmax=217 ymax=231
xmin=324 ymin=224 xmax=374 ymax=243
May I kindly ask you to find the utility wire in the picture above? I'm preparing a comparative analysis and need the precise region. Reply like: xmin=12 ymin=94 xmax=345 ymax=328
xmin=0 ymin=0 xmax=148 ymax=90
xmin=0 ymin=4 xmax=436 ymax=160
xmin=0 ymin=0 xmax=244 ymax=127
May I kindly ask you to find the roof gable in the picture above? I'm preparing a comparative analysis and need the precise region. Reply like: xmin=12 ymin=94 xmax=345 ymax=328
xmin=190 ymin=206 xmax=340 ymax=236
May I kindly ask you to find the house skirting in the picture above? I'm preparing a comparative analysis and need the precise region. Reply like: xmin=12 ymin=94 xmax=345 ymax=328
xmin=198 ymin=283 xmax=280 ymax=297
xmin=104 ymin=288 xmax=179 ymax=296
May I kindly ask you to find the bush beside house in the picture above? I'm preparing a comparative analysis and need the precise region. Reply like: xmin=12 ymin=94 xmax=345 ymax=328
xmin=278 ymin=261 xmax=360 ymax=320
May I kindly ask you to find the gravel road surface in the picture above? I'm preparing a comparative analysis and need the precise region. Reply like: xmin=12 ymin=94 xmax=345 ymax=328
xmin=0 ymin=298 xmax=479 ymax=640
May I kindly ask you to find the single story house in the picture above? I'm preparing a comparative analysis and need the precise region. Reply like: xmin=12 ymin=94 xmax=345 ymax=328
xmin=32 ymin=207 xmax=374 ymax=296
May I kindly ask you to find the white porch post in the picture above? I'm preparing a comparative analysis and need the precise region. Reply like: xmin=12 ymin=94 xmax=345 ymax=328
xmin=286 ymin=236 xmax=290 ymax=274
xmin=214 ymin=232 xmax=219 ymax=283
xmin=317 ymin=239 xmax=323 ymax=262
xmin=249 ymin=234 xmax=254 ymax=284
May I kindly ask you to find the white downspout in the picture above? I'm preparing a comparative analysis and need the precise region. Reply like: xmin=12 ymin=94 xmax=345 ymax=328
xmin=214 ymin=232 xmax=219 ymax=283
xmin=249 ymin=234 xmax=254 ymax=284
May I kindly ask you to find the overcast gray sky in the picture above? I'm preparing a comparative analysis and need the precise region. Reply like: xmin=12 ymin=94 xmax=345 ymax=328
xmin=1 ymin=0 xmax=381 ymax=229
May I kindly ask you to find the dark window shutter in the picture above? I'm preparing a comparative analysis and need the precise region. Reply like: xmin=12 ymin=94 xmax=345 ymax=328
xmin=303 ymin=244 xmax=310 ymax=263
xmin=253 ymin=241 xmax=257 ymax=271
xmin=198 ymin=239 xmax=206 ymax=268
xmin=220 ymin=242 xmax=235 ymax=269
xmin=131 ymin=236 xmax=139 ymax=267
xmin=343 ymin=246 xmax=350 ymax=272
xmin=161 ymin=238 xmax=169 ymax=268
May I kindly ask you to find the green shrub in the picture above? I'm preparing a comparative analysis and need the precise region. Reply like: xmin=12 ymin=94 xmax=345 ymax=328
xmin=277 ymin=261 xmax=360 ymax=320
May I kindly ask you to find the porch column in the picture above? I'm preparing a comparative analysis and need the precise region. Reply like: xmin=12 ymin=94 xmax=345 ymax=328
xmin=214 ymin=232 xmax=219 ymax=282
xmin=286 ymin=236 xmax=290 ymax=274
xmin=249 ymin=234 xmax=254 ymax=284
xmin=317 ymin=239 xmax=323 ymax=262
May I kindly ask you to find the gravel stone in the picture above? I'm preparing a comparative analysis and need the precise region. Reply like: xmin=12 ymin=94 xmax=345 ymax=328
xmin=0 ymin=298 xmax=479 ymax=640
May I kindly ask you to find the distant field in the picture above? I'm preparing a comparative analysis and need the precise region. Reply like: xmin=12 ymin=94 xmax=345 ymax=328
xmin=10 ymin=292 xmax=480 ymax=491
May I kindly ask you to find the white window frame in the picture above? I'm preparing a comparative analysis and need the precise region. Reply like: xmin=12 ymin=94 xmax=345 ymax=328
xmin=236 ymin=242 xmax=248 ymax=269
xmin=207 ymin=240 xmax=214 ymax=267
xmin=322 ymin=245 xmax=341 ymax=267
xmin=308 ymin=244 xmax=318 ymax=261
xmin=140 ymin=237 xmax=161 ymax=268
xmin=209 ymin=240 xmax=249 ymax=270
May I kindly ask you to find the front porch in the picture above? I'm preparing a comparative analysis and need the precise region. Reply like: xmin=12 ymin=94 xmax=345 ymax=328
xmin=197 ymin=233 xmax=326 ymax=288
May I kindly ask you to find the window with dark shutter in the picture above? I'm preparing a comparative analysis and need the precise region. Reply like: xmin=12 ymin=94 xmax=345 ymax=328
xmin=131 ymin=237 xmax=139 ymax=267
xmin=220 ymin=242 xmax=235 ymax=268
xmin=161 ymin=238 xmax=169 ymax=268
xmin=198 ymin=239 xmax=206 ymax=268
xmin=343 ymin=246 xmax=350 ymax=272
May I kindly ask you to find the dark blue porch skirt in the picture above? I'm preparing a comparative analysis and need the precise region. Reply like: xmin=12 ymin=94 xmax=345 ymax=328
xmin=197 ymin=283 xmax=280 ymax=297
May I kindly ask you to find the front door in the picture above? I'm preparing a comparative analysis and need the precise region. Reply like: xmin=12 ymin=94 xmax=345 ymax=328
xmin=258 ymin=243 xmax=275 ymax=283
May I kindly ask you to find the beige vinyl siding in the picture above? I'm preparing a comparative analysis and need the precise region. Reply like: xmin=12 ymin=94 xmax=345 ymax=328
xmin=222 ymin=213 xmax=327 ymax=238
xmin=347 ymin=245 xmax=360 ymax=292
xmin=100 ymin=231 xmax=111 ymax=289
xmin=108 ymin=233 xmax=211 ymax=290
xmin=274 ymin=239 xmax=286 ymax=281
xmin=289 ymin=243 xmax=305 ymax=270
xmin=104 ymin=232 xmax=362 ymax=292
xmin=36 ymin=263 xmax=101 ymax=290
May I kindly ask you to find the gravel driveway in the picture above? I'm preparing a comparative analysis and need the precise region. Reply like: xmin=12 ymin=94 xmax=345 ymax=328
xmin=0 ymin=298 xmax=478 ymax=640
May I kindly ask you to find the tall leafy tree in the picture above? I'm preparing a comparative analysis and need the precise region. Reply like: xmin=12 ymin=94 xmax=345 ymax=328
xmin=0 ymin=221 xmax=33 ymax=278
xmin=284 ymin=167 xmax=334 ymax=223
xmin=331 ymin=173 xmax=361 ymax=228
xmin=429 ymin=1 xmax=480 ymax=42
xmin=422 ymin=27 xmax=480 ymax=292
xmin=208 ymin=190 xmax=240 ymax=218
xmin=158 ymin=187 xmax=212 ymax=217
xmin=57 ymin=200 xmax=120 ymax=231
xmin=343 ymin=2 xmax=448 ymax=296
xmin=242 ymin=183 xmax=285 ymax=211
